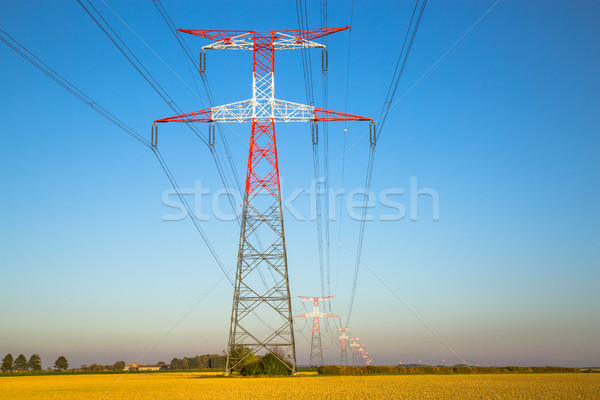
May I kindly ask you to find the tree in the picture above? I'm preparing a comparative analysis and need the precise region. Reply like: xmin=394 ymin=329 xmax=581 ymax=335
xmin=227 ymin=346 xmax=259 ymax=373
xmin=1 ymin=354 xmax=13 ymax=373
xmin=188 ymin=356 xmax=201 ymax=369
xmin=28 ymin=354 xmax=42 ymax=371
xmin=14 ymin=354 xmax=28 ymax=372
xmin=88 ymin=364 xmax=104 ymax=372
xmin=240 ymin=353 xmax=292 ymax=376
xmin=258 ymin=353 xmax=292 ymax=375
xmin=170 ymin=357 xmax=189 ymax=370
xmin=208 ymin=354 xmax=226 ymax=369
xmin=54 ymin=356 xmax=69 ymax=371
xmin=113 ymin=361 xmax=125 ymax=371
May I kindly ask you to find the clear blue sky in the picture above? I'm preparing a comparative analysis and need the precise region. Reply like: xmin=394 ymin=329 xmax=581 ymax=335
xmin=1 ymin=0 xmax=599 ymax=369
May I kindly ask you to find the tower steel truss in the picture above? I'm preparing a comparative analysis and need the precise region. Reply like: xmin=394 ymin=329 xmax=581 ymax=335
xmin=335 ymin=327 xmax=351 ymax=366
xmin=154 ymin=27 xmax=372 ymax=375
xmin=294 ymin=296 xmax=338 ymax=366
xmin=348 ymin=337 xmax=361 ymax=366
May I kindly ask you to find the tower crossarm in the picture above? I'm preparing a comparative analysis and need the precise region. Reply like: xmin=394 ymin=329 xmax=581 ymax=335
xmin=178 ymin=27 xmax=349 ymax=51
xmin=153 ymin=99 xmax=252 ymax=124
xmin=294 ymin=312 xmax=338 ymax=318
xmin=155 ymin=100 xmax=371 ymax=124
xmin=298 ymin=295 xmax=334 ymax=302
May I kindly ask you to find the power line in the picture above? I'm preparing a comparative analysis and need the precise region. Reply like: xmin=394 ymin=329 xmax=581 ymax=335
xmin=0 ymin=29 xmax=149 ymax=148
xmin=78 ymin=0 xmax=241 ymax=217
xmin=0 ymin=28 xmax=284 ymax=333
xmin=150 ymin=0 xmax=276 ymax=289
xmin=334 ymin=1 xmax=355 ymax=299
xmin=295 ymin=0 xmax=327 ymax=311
xmin=320 ymin=0 xmax=332 ymax=306
xmin=78 ymin=0 xmax=278 ymax=290
xmin=0 ymin=27 xmax=232 ymax=280
xmin=377 ymin=0 xmax=427 ymax=136
xmin=345 ymin=0 xmax=427 ymax=327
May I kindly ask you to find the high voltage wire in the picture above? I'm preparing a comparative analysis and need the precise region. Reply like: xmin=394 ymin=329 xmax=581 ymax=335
xmin=320 ymin=0 xmax=331 ymax=309
xmin=295 ymin=1 xmax=322 ymax=279
xmin=319 ymin=0 xmax=340 ymax=342
xmin=295 ymin=0 xmax=326 ymax=302
xmin=76 ymin=0 xmax=208 ymax=143
xmin=151 ymin=0 xmax=277 ymax=288
xmin=295 ymin=0 xmax=345 ymax=348
xmin=0 ymin=27 xmax=280 ymax=332
xmin=331 ymin=0 xmax=358 ymax=346
xmin=334 ymin=0 xmax=354 ymax=306
xmin=78 ymin=0 xmax=277 ymax=290
xmin=345 ymin=0 xmax=427 ymax=327
xmin=0 ymin=29 xmax=148 ymax=148
xmin=296 ymin=0 xmax=315 ymax=106
xmin=377 ymin=0 xmax=428 ymax=136
xmin=81 ymin=0 xmax=244 ymax=232
xmin=0 ymin=27 xmax=231 ymax=281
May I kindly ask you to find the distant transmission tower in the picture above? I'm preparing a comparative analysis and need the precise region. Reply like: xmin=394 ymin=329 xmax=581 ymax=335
xmin=362 ymin=351 xmax=372 ymax=365
xmin=348 ymin=337 xmax=361 ymax=366
xmin=357 ymin=344 xmax=366 ymax=365
xmin=294 ymin=296 xmax=338 ymax=366
xmin=335 ymin=327 xmax=351 ymax=366
xmin=154 ymin=27 xmax=372 ymax=374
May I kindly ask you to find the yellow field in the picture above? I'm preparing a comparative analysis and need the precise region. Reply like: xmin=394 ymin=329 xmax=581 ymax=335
xmin=0 ymin=372 xmax=599 ymax=399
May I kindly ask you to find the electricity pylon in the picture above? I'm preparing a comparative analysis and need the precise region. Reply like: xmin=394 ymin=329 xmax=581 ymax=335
xmin=357 ymin=344 xmax=366 ymax=364
xmin=362 ymin=351 xmax=372 ymax=366
xmin=294 ymin=296 xmax=338 ymax=367
xmin=348 ymin=337 xmax=361 ymax=366
xmin=335 ymin=327 xmax=351 ymax=366
xmin=154 ymin=27 xmax=372 ymax=374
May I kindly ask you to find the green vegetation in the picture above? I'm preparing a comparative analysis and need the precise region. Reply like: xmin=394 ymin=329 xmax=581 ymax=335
xmin=227 ymin=347 xmax=292 ymax=376
xmin=1 ymin=354 xmax=14 ymax=373
xmin=317 ymin=365 xmax=582 ymax=376
xmin=227 ymin=346 xmax=260 ymax=374
xmin=13 ymin=355 xmax=28 ymax=372
xmin=112 ymin=361 xmax=126 ymax=371
xmin=170 ymin=354 xmax=226 ymax=370
xmin=28 ymin=354 xmax=42 ymax=371
xmin=240 ymin=353 xmax=293 ymax=376
xmin=54 ymin=356 xmax=69 ymax=371
xmin=1 ymin=353 xmax=43 ymax=373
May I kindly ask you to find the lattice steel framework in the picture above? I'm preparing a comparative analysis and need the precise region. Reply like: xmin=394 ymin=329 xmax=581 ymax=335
xmin=335 ymin=327 xmax=351 ymax=366
xmin=154 ymin=27 xmax=372 ymax=375
xmin=348 ymin=337 xmax=361 ymax=366
xmin=357 ymin=344 xmax=366 ymax=365
xmin=294 ymin=296 xmax=338 ymax=367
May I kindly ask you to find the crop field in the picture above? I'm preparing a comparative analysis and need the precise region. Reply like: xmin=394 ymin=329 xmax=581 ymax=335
xmin=0 ymin=372 xmax=599 ymax=399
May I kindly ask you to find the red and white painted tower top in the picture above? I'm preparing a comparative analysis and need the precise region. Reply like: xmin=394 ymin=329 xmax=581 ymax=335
xmin=155 ymin=28 xmax=372 ymax=125
xmin=294 ymin=296 xmax=338 ymax=333
xmin=335 ymin=327 xmax=352 ymax=349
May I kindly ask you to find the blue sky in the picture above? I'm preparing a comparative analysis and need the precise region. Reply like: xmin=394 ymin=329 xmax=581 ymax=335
xmin=1 ymin=0 xmax=599 ymax=368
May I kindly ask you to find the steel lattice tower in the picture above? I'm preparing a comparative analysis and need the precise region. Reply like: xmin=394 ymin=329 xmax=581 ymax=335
xmin=155 ymin=27 xmax=372 ymax=374
xmin=348 ymin=337 xmax=361 ymax=366
xmin=357 ymin=344 xmax=366 ymax=365
xmin=294 ymin=296 xmax=338 ymax=367
xmin=335 ymin=327 xmax=351 ymax=366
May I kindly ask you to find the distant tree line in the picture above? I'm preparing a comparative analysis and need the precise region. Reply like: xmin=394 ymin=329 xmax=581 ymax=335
xmin=170 ymin=354 xmax=226 ymax=370
xmin=79 ymin=361 xmax=126 ymax=372
xmin=1 ymin=354 xmax=69 ymax=373
xmin=317 ymin=365 xmax=583 ymax=376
